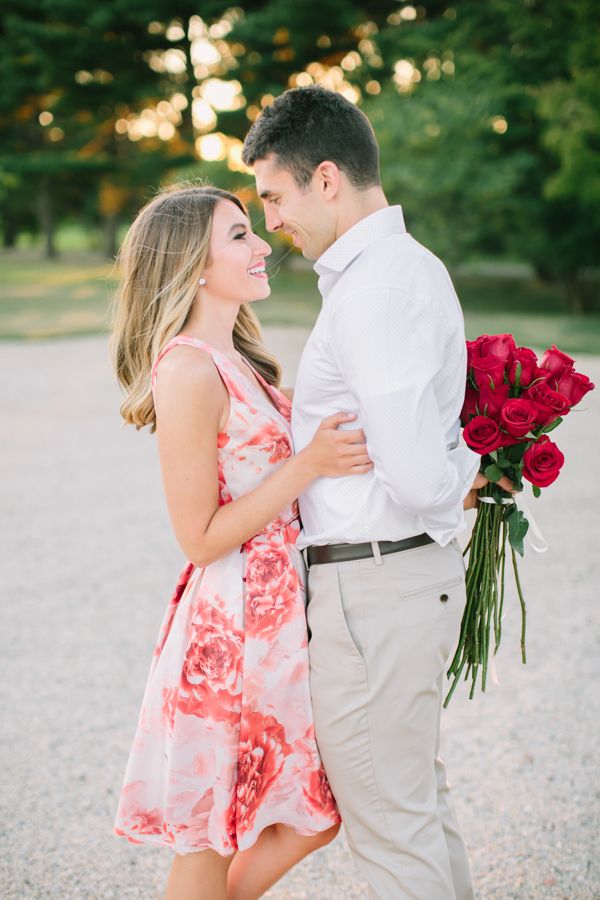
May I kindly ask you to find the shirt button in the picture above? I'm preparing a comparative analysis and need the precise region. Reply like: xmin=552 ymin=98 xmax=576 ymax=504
xmin=439 ymin=593 xmax=449 ymax=603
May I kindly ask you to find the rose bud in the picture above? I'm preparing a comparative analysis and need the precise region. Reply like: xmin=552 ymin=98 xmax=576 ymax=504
xmin=466 ymin=336 xmax=486 ymax=369
xmin=477 ymin=382 xmax=511 ymax=421
xmin=460 ymin=386 xmax=479 ymax=425
xmin=556 ymin=368 xmax=595 ymax=406
xmin=500 ymin=398 xmax=538 ymax=437
xmin=525 ymin=381 xmax=571 ymax=426
xmin=463 ymin=415 xmax=503 ymax=454
xmin=508 ymin=347 xmax=538 ymax=387
xmin=498 ymin=430 xmax=526 ymax=448
xmin=540 ymin=344 xmax=575 ymax=379
xmin=472 ymin=354 xmax=506 ymax=390
xmin=479 ymin=333 xmax=517 ymax=363
xmin=522 ymin=436 xmax=565 ymax=487
xmin=531 ymin=366 xmax=552 ymax=384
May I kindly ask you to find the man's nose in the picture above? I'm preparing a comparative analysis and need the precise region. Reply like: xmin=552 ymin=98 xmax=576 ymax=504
xmin=264 ymin=206 xmax=282 ymax=233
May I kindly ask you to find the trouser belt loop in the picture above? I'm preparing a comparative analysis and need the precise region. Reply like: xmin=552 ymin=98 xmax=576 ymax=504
xmin=371 ymin=540 xmax=383 ymax=566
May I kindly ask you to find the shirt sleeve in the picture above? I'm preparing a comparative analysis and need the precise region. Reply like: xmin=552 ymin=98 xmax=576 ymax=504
xmin=329 ymin=263 xmax=480 ymax=545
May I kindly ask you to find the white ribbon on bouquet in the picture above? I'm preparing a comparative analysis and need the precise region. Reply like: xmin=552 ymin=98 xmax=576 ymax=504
xmin=478 ymin=493 xmax=548 ymax=553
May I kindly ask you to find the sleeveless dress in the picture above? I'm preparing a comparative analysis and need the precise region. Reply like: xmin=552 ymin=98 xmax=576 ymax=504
xmin=114 ymin=335 xmax=340 ymax=855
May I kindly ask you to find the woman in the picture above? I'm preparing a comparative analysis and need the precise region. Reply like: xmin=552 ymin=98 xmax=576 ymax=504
xmin=111 ymin=183 xmax=373 ymax=900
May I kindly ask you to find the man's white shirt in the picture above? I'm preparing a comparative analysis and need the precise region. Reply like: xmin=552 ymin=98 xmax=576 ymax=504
xmin=291 ymin=205 xmax=480 ymax=549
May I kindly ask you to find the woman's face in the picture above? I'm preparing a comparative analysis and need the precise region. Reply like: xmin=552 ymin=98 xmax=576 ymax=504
xmin=201 ymin=199 xmax=272 ymax=304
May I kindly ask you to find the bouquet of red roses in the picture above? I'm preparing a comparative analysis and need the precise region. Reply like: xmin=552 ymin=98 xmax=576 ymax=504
xmin=444 ymin=335 xmax=595 ymax=706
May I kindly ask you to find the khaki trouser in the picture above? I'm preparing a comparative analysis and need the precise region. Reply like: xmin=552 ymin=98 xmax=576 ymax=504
xmin=307 ymin=538 xmax=474 ymax=900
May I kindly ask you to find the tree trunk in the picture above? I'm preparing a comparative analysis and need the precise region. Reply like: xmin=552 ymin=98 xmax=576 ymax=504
xmin=37 ymin=178 xmax=57 ymax=258
xmin=104 ymin=213 xmax=118 ymax=260
xmin=3 ymin=215 xmax=17 ymax=247
xmin=564 ymin=273 xmax=592 ymax=315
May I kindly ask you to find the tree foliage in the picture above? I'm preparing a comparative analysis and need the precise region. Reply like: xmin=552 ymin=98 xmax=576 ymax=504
xmin=0 ymin=0 xmax=598 ymax=303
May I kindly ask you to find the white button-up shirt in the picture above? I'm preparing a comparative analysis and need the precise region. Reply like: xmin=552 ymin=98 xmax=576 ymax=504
xmin=291 ymin=205 xmax=480 ymax=549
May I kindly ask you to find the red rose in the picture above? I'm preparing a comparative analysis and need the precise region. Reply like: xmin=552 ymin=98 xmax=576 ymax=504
xmin=463 ymin=415 xmax=503 ymax=454
xmin=479 ymin=333 xmax=517 ymax=363
xmin=540 ymin=345 xmax=575 ymax=379
xmin=478 ymin=382 xmax=510 ymax=421
xmin=555 ymin=368 xmax=595 ymax=406
xmin=466 ymin=335 xmax=486 ymax=368
xmin=508 ymin=347 xmax=538 ymax=388
xmin=522 ymin=436 xmax=565 ymax=487
xmin=531 ymin=366 xmax=552 ymax=385
xmin=472 ymin=354 xmax=506 ymax=390
xmin=498 ymin=431 xmax=526 ymax=448
xmin=525 ymin=380 xmax=571 ymax=427
xmin=500 ymin=398 xmax=538 ymax=438
xmin=460 ymin=387 xmax=479 ymax=425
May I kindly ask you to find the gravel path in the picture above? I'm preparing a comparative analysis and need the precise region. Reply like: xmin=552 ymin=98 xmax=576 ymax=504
xmin=1 ymin=329 xmax=599 ymax=900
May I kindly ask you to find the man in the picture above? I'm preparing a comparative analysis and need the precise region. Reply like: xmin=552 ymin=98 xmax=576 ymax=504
xmin=243 ymin=86 xmax=504 ymax=899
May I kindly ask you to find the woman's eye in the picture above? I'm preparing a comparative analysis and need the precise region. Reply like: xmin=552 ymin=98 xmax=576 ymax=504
xmin=234 ymin=232 xmax=247 ymax=240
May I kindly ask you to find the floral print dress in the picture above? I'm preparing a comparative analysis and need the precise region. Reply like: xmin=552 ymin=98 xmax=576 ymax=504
xmin=114 ymin=335 xmax=340 ymax=856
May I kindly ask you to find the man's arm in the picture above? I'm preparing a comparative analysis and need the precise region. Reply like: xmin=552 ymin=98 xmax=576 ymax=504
xmin=330 ymin=270 xmax=479 ymax=543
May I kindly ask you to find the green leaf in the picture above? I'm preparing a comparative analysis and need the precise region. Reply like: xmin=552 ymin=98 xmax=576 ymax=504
xmin=539 ymin=417 xmax=563 ymax=435
xmin=484 ymin=464 xmax=503 ymax=481
xmin=532 ymin=484 xmax=541 ymax=498
xmin=495 ymin=455 xmax=513 ymax=469
xmin=506 ymin=507 xmax=529 ymax=557
xmin=514 ymin=360 xmax=522 ymax=390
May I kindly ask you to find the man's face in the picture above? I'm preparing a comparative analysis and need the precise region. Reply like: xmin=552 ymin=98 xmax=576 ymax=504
xmin=253 ymin=154 xmax=336 ymax=260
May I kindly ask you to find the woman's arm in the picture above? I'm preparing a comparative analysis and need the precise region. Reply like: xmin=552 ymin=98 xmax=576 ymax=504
xmin=155 ymin=349 xmax=371 ymax=567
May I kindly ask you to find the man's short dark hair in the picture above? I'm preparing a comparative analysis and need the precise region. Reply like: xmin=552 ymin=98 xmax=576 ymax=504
xmin=242 ymin=86 xmax=381 ymax=190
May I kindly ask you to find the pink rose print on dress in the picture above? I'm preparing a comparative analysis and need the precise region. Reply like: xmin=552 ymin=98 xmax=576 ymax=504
xmin=245 ymin=538 xmax=299 ymax=641
xmin=180 ymin=599 xmax=244 ymax=723
xmin=240 ymin=421 xmax=292 ymax=464
xmin=237 ymin=711 xmax=292 ymax=832
xmin=303 ymin=767 xmax=338 ymax=821
xmin=153 ymin=562 xmax=195 ymax=658
xmin=162 ymin=687 xmax=178 ymax=733
xmin=115 ymin=781 xmax=164 ymax=840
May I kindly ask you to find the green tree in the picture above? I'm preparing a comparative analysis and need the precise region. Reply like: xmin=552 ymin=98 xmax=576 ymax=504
xmin=365 ymin=0 xmax=600 ymax=310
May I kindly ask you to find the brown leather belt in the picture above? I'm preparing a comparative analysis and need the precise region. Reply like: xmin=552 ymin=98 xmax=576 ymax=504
xmin=305 ymin=533 xmax=434 ymax=568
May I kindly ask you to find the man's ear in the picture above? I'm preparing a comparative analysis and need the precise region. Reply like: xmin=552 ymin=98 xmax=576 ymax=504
xmin=314 ymin=161 xmax=341 ymax=200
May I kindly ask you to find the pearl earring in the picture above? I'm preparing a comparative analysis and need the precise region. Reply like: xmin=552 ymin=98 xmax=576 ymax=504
xmin=198 ymin=277 xmax=206 ymax=286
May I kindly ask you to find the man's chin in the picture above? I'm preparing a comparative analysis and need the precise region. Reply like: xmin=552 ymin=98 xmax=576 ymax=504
xmin=299 ymin=244 xmax=319 ymax=261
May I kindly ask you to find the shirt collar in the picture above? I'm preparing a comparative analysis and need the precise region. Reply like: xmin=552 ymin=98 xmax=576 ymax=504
xmin=314 ymin=205 xmax=406 ymax=279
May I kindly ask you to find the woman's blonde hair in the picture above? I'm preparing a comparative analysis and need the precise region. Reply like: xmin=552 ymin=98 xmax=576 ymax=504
xmin=110 ymin=182 xmax=282 ymax=430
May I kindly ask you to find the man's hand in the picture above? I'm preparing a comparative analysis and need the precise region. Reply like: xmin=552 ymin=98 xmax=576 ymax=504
xmin=463 ymin=471 xmax=516 ymax=510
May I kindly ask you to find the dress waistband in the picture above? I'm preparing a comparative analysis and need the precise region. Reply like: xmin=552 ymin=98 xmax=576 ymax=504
xmin=243 ymin=514 xmax=301 ymax=549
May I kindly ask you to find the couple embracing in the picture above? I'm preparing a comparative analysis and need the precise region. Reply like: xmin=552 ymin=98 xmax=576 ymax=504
xmin=113 ymin=86 xmax=498 ymax=899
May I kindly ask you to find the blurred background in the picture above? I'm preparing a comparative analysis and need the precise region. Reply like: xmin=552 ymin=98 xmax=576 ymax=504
xmin=1 ymin=0 xmax=599 ymax=348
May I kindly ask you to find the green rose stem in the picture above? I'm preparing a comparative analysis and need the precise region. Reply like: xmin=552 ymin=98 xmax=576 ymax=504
xmin=496 ymin=521 xmax=507 ymax=650
xmin=445 ymin=482 xmax=506 ymax=706
xmin=511 ymin=546 xmax=527 ymax=664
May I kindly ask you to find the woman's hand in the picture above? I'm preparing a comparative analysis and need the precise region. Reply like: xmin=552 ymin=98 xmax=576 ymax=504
xmin=303 ymin=412 xmax=373 ymax=478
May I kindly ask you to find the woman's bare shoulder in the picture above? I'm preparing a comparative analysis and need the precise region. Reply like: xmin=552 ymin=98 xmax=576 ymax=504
xmin=154 ymin=344 xmax=225 ymax=414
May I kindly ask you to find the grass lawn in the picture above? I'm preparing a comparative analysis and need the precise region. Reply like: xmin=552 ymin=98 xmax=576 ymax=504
xmin=2 ymin=250 xmax=600 ymax=355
